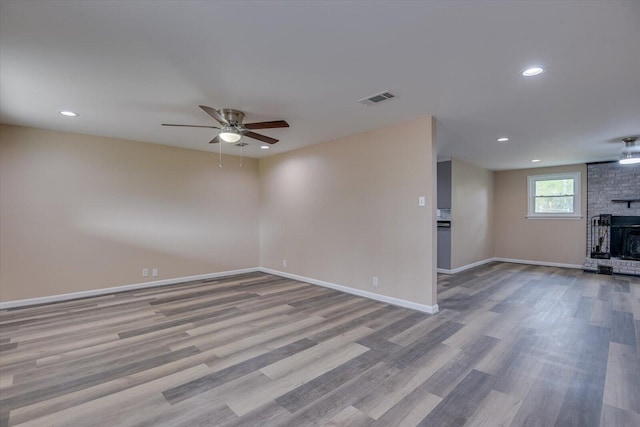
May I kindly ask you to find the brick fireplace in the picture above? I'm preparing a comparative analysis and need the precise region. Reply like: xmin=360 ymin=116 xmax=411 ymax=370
xmin=584 ymin=162 xmax=640 ymax=275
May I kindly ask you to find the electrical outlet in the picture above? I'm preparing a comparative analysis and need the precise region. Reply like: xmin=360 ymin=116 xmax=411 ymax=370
xmin=142 ymin=268 xmax=149 ymax=277
xmin=372 ymin=276 xmax=379 ymax=287
xmin=283 ymin=259 xmax=287 ymax=268
xmin=152 ymin=268 xmax=158 ymax=277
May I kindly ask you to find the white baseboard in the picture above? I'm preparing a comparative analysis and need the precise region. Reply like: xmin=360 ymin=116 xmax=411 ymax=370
xmin=493 ymin=257 xmax=583 ymax=270
xmin=0 ymin=268 xmax=259 ymax=310
xmin=1 ymin=258 xmax=584 ymax=311
xmin=259 ymin=267 xmax=439 ymax=314
xmin=437 ymin=258 xmax=495 ymax=275
xmin=438 ymin=257 xmax=584 ymax=274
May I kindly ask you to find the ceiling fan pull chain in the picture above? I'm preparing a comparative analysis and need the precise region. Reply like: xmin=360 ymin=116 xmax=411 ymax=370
xmin=240 ymin=144 xmax=243 ymax=167
xmin=219 ymin=139 xmax=222 ymax=168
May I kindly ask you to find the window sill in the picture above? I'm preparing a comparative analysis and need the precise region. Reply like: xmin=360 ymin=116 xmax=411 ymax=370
xmin=526 ymin=215 xmax=583 ymax=220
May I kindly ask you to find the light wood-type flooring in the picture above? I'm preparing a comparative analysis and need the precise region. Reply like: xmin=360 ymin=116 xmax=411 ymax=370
xmin=1 ymin=262 xmax=639 ymax=426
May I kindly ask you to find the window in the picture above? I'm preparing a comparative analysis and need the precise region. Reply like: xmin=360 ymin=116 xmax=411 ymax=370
xmin=527 ymin=172 xmax=582 ymax=218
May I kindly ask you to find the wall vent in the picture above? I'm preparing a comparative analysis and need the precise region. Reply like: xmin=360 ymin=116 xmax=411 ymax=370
xmin=357 ymin=91 xmax=396 ymax=106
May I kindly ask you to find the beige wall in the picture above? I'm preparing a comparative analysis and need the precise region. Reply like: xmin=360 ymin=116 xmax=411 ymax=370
xmin=0 ymin=120 xmax=590 ymax=305
xmin=493 ymin=164 xmax=587 ymax=266
xmin=0 ymin=124 xmax=259 ymax=301
xmin=259 ymin=117 xmax=437 ymax=307
xmin=451 ymin=158 xmax=494 ymax=269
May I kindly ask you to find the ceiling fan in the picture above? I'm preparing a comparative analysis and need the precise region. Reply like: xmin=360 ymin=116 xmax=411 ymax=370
xmin=162 ymin=105 xmax=289 ymax=145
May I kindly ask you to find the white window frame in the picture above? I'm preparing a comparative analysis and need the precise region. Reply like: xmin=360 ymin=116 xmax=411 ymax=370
xmin=527 ymin=172 xmax=582 ymax=219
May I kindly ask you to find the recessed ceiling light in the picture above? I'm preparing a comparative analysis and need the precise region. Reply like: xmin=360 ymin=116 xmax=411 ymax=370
xmin=59 ymin=110 xmax=78 ymax=117
xmin=260 ymin=145 xmax=270 ymax=150
xmin=497 ymin=137 xmax=509 ymax=142
xmin=522 ymin=67 xmax=544 ymax=77
xmin=531 ymin=159 xmax=541 ymax=163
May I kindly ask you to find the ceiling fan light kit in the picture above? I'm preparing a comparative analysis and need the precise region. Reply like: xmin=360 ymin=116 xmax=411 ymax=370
xmin=619 ymin=137 xmax=640 ymax=165
xmin=219 ymin=126 xmax=242 ymax=143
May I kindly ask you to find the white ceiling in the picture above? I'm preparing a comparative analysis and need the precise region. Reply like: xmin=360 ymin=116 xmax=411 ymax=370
xmin=1 ymin=0 xmax=639 ymax=170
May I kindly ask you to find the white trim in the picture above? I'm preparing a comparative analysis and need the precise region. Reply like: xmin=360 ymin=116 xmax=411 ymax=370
xmin=527 ymin=171 xmax=582 ymax=219
xmin=525 ymin=215 xmax=583 ymax=220
xmin=493 ymin=257 xmax=583 ymax=270
xmin=1 ymin=259 xmax=586 ymax=311
xmin=436 ymin=258 xmax=495 ymax=275
xmin=259 ymin=267 xmax=439 ymax=314
xmin=0 ymin=268 xmax=259 ymax=310
xmin=438 ymin=257 xmax=584 ymax=274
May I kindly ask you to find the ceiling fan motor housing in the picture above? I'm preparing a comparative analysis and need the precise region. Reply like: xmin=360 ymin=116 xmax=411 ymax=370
xmin=220 ymin=109 xmax=245 ymax=126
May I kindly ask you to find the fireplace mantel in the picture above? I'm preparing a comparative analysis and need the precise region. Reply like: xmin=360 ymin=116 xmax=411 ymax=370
xmin=612 ymin=199 xmax=640 ymax=208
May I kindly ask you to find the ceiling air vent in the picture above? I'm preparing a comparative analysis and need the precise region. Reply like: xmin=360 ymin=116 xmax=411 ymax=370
xmin=357 ymin=91 xmax=396 ymax=106
xmin=235 ymin=142 xmax=249 ymax=147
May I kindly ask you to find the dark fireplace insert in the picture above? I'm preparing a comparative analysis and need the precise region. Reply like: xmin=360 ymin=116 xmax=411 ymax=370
xmin=610 ymin=216 xmax=640 ymax=260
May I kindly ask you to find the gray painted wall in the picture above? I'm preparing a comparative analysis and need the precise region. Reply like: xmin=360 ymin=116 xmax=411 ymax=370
xmin=437 ymin=161 xmax=452 ymax=269
xmin=437 ymin=160 xmax=452 ymax=209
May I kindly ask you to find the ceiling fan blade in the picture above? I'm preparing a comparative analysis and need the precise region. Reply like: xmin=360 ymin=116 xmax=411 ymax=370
xmin=199 ymin=105 xmax=228 ymax=124
xmin=243 ymin=120 xmax=290 ymax=130
xmin=243 ymin=131 xmax=278 ymax=144
xmin=162 ymin=124 xmax=219 ymax=129
xmin=209 ymin=135 xmax=222 ymax=144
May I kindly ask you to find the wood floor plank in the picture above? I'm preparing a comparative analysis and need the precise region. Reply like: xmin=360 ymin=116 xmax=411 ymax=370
xmin=553 ymin=324 xmax=610 ymax=427
xmin=135 ymin=371 xmax=272 ymax=427
xmin=421 ymin=335 xmax=499 ymax=398
xmin=0 ymin=375 xmax=13 ymax=389
xmin=353 ymin=343 xmax=459 ymax=420
xmin=1 ymin=346 xmax=201 ymax=409
xmin=162 ymin=338 xmax=316 ymax=404
xmin=508 ymin=360 xmax=574 ymax=427
xmin=223 ymin=400 xmax=290 ymax=427
xmin=282 ymin=361 xmax=399 ymax=426
xmin=227 ymin=340 xmax=369 ymax=416
xmin=491 ymin=351 xmax=544 ymax=401
xmin=610 ymin=310 xmax=637 ymax=347
xmin=118 ymin=307 xmax=240 ymax=339
xmin=307 ymin=305 xmax=395 ymax=343
xmin=10 ymin=364 xmax=212 ymax=427
xmin=274 ymin=349 xmax=382 ymax=413
xmin=323 ymin=405 xmax=374 ymax=427
xmin=591 ymin=298 xmax=614 ymax=328
xmin=418 ymin=369 xmax=495 ymax=427
xmin=13 ymin=339 xmax=174 ymax=387
xmin=33 ymin=330 xmax=190 ymax=367
xmin=259 ymin=326 xmax=371 ymax=380
xmin=210 ymin=315 xmax=324 ymax=358
xmin=600 ymin=403 xmax=640 ymax=427
xmin=391 ymin=321 xmax=465 ymax=368
xmin=463 ymin=389 xmax=521 ymax=427
xmin=372 ymin=389 xmax=442 ymax=427
xmin=603 ymin=342 xmax=640 ymax=414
